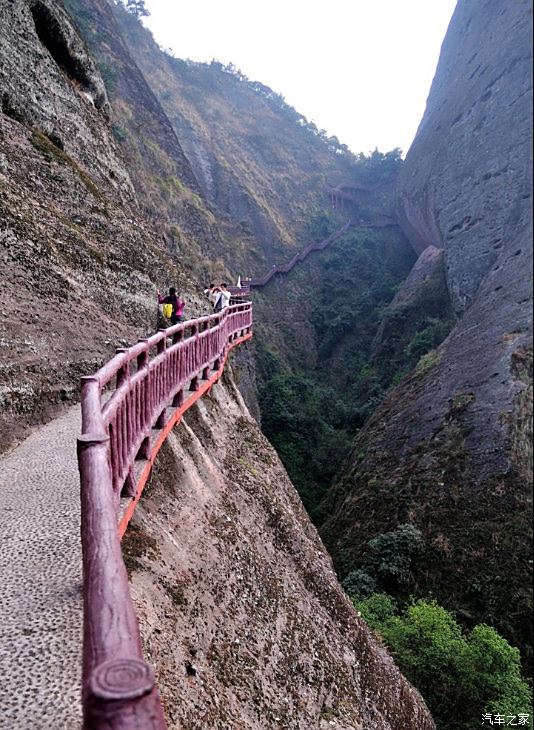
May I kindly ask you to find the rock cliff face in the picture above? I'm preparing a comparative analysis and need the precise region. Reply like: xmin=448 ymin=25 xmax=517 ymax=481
xmin=322 ymin=0 xmax=532 ymax=658
xmin=125 ymin=370 xmax=434 ymax=730
xmin=0 ymin=0 xmax=362 ymax=451
xmin=109 ymin=2 xmax=360 ymax=271
xmin=0 ymin=0 xmax=241 ymax=452
xmin=397 ymin=0 xmax=532 ymax=315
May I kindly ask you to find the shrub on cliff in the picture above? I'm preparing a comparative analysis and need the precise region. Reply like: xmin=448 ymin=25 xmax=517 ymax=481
xmin=365 ymin=523 xmax=425 ymax=591
xmin=353 ymin=595 xmax=533 ymax=730
xmin=341 ymin=569 xmax=376 ymax=599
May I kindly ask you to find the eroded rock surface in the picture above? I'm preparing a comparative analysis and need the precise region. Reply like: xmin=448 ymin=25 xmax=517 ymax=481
xmin=125 ymin=371 xmax=435 ymax=730
xmin=397 ymin=0 xmax=532 ymax=314
xmin=0 ymin=0 xmax=208 ymax=452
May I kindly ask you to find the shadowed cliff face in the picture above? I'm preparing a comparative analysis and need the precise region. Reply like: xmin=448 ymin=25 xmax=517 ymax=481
xmin=108 ymin=1 xmax=361 ymax=272
xmin=125 ymin=370 xmax=435 ymax=730
xmin=322 ymin=0 xmax=532 ymax=659
xmin=397 ymin=0 xmax=532 ymax=314
xmin=0 ymin=0 xmax=156 ymax=449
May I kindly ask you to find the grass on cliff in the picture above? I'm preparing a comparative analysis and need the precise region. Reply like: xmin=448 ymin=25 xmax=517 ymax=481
xmin=30 ymin=129 xmax=104 ymax=201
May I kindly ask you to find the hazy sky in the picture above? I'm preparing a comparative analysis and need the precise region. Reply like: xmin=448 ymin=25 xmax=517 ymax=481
xmin=142 ymin=0 xmax=457 ymax=156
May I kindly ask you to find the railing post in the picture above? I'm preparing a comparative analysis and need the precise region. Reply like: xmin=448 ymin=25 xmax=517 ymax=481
xmin=80 ymin=376 xmax=104 ymax=435
xmin=115 ymin=350 xmax=130 ymax=389
xmin=156 ymin=335 xmax=167 ymax=356
xmin=85 ymin=658 xmax=164 ymax=730
xmin=136 ymin=341 xmax=149 ymax=370
xmin=137 ymin=339 xmax=150 ymax=426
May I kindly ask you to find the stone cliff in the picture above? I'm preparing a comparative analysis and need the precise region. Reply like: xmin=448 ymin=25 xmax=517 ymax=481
xmin=0 ymin=0 xmax=200 ymax=450
xmin=0 ymin=0 xmax=363 ymax=451
xmin=109 ymin=0 xmax=361 ymax=271
xmin=0 ymin=0 xmax=252 ymax=451
xmin=125 ymin=369 xmax=434 ymax=730
xmin=321 ymin=0 xmax=533 ymax=659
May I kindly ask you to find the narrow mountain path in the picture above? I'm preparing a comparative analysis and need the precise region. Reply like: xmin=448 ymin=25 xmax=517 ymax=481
xmin=0 ymin=405 xmax=83 ymax=730
xmin=249 ymin=217 xmax=396 ymax=289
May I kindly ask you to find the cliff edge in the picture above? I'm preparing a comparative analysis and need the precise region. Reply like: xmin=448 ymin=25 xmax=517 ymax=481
xmin=125 ymin=369 xmax=435 ymax=729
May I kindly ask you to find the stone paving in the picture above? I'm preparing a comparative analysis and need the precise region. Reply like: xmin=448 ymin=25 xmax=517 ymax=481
xmin=0 ymin=406 xmax=83 ymax=729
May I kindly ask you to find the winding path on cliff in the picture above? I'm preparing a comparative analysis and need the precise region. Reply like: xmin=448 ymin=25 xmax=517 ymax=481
xmin=0 ymin=307 xmax=252 ymax=729
xmin=248 ymin=215 xmax=397 ymax=289
xmin=0 ymin=210 xmax=398 ymax=728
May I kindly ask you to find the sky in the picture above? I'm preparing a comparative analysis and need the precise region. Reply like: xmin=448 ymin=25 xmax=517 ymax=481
xmin=142 ymin=0 xmax=457 ymax=157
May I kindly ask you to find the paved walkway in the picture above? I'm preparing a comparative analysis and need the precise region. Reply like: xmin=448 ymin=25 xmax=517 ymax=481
xmin=0 ymin=405 xmax=83 ymax=729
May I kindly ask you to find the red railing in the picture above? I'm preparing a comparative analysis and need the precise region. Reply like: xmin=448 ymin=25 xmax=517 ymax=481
xmin=77 ymin=303 xmax=253 ymax=729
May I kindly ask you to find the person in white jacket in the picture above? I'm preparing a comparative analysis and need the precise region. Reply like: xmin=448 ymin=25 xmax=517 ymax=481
xmin=204 ymin=283 xmax=218 ymax=309
xmin=213 ymin=283 xmax=231 ymax=312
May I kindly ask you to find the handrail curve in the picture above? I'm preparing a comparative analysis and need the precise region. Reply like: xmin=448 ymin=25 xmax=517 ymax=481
xmin=77 ymin=302 xmax=253 ymax=729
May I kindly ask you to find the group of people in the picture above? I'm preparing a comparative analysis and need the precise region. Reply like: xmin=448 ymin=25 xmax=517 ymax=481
xmin=157 ymin=282 xmax=232 ymax=327
xmin=203 ymin=283 xmax=231 ymax=313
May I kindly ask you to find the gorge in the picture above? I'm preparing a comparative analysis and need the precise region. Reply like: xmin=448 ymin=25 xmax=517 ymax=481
xmin=0 ymin=0 xmax=532 ymax=728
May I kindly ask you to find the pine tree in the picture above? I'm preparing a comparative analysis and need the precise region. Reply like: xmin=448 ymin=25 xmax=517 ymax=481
xmin=125 ymin=0 xmax=150 ymax=19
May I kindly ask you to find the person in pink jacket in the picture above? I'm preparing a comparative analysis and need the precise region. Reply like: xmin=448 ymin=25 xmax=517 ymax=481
xmin=157 ymin=287 xmax=185 ymax=325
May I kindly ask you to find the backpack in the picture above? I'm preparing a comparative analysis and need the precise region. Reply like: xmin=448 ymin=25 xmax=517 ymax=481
xmin=213 ymin=293 xmax=223 ymax=313
xmin=162 ymin=303 xmax=173 ymax=319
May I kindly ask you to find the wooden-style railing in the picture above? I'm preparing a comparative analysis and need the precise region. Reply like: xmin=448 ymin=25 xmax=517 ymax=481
xmin=77 ymin=302 xmax=253 ymax=729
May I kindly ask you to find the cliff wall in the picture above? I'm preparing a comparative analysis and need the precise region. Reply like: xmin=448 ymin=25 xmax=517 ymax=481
xmin=125 ymin=369 xmax=435 ymax=730
xmin=110 ymin=2 xmax=361 ymax=272
xmin=0 ymin=0 xmax=364 ymax=451
xmin=321 ymin=0 xmax=533 ymax=658
xmin=0 ymin=0 xmax=242 ymax=451
xmin=397 ymin=0 xmax=532 ymax=314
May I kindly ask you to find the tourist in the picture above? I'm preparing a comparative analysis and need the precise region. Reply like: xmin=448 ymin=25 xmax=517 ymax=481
xmin=157 ymin=287 xmax=185 ymax=325
xmin=214 ymin=283 xmax=231 ymax=312
xmin=203 ymin=283 xmax=218 ymax=310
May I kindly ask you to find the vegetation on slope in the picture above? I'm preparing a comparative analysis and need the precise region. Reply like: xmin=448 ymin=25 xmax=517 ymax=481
xmin=109 ymin=0 xmax=369 ymax=272
xmin=254 ymin=194 xmax=454 ymax=520
xmin=354 ymin=592 xmax=532 ymax=730
xmin=341 ymin=525 xmax=533 ymax=728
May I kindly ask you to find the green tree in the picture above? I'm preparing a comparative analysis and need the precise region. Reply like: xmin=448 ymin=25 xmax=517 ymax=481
xmin=124 ymin=0 xmax=150 ymax=18
xmin=353 ymin=595 xmax=533 ymax=729
xmin=464 ymin=625 xmax=533 ymax=718
xmin=365 ymin=524 xmax=425 ymax=591
xmin=342 ymin=569 xmax=376 ymax=600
